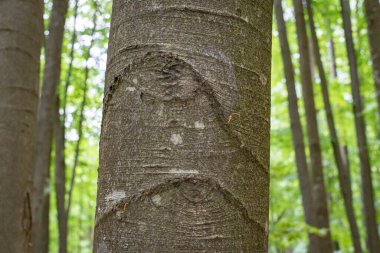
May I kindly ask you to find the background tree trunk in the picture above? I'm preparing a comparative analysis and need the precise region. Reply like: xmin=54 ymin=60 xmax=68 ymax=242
xmin=292 ymin=0 xmax=333 ymax=251
xmin=54 ymin=3 xmax=79 ymax=253
xmin=305 ymin=1 xmax=363 ymax=252
xmin=0 ymin=0 xmax=44 ymax=252
xmin=364 ymin=0 xmax=380 ymax=123
xmin=274 ymin=1 xmax=319 ymax=252
xmin=32 ymin=0 xmax=69 ymax=252
xmin=55 ymin=97 xmax=68 ymax=253
xmin=340 ymin=0 xmax=380 ymax=252
xmin=93 ymin=0 xmax=273 ymax=252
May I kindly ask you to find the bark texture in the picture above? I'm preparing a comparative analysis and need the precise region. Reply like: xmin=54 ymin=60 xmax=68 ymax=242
xmin=94 ymin=0 xmax=273 ymax=252
xmin=274 ymin=0 xmax=318 ymax=252
xmin=0 ymin=0 xmax=44 ymax=252
xmin=305 ymin=1 xmax=363 ymax=252
xmin=32 ymin=0 xmax=69 ymax=252
xmin=364 ymin=0 xmax=380 ymax=122
xmin=292 ymin=0 xmax=333 ymax=251
xmin=340 ymin=0 xmax=380 ymax=252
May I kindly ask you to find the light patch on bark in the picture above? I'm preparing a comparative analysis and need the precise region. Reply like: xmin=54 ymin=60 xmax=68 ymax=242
xmin=260 ymin=74 xmax=268 ymax=86
xmin=126 ymin=86 xmax=136 ymax=92
xmin=132 ymin=78 xmax=138 ymax=85
xmin=151 ymin=194 xmax=162 ymax=206
xmin=168 ymin=169 xmax=200 ymax=174
xmin=170 ymin=133 xmax=183 ymax=145
xmin=105 ymin=191 xmax=126 ymax=203
xmin=194 ymin=121 xmax=205 ymax=129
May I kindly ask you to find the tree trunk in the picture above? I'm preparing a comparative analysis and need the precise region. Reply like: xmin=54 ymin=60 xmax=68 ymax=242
xmin=364 ymin=0 xmax=380 ymax=122
xmin=328 ymin=37 xmax=338 ymax=79
xmin=55 ymin=97 xmax=68 ymax=253
xmin=340 ymin=0 xmax=380 ymax=252
xmin=292 ymin=0 xmax=334 ymax=251
xmin=305 ymin=1 xmax=363 ymax=252
xmin=0 ymin=0 xmax=44 ymax=252
xmin=32 ymin=0 xmax=69 ymax=252
xmin=93 ymin=0 xmax=273 ymax=252
xmin=54 ymin=2 xmax=79 ymax=253
xmin=274 ymin=1 xmax=318 ymax=252
xmin=67 ymin=6 xmax=98 ymax=217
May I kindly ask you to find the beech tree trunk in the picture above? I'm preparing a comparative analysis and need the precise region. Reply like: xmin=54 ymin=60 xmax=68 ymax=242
xmin=305 ymin=1 xmax=363 ymax=252
xmin=274 ymin=1 xmax=318 ymax=252
xmin=292 ymin=0 xmax=333 ymax=251
xmin=364 ymin=0 xmax=380 ymax=122
xmin=0 ymin=0 xmax=44 ymax=252
xmin=340 ymin=0 xmax=380 ymax=252
xmin=32 ymin=0 xmax=69 ymax=252
xmin=93 ymin=0 xmax=273 ymax=252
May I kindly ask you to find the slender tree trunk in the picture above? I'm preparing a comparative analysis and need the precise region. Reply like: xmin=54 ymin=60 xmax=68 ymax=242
xmin=305 ymin=1 xmax=363 ymax=252
xmin=55 ymin=2 xmax=79 ymax=252
xmin=364 ymin=0 xmax=380 ymax=122
xmin=328 ymin=37 xmax=338 ymax=79
xmin=32 ymin=0 xmax=69 ymax=252
xmin=292 ymin=0 xmax=334 ymax=251
xmin=0 ymin=1 xmax=44 ymax=252
xmin=93 ymin=0 xmax=273 ymax=251
xmin=340 ymin=0 xmax=380 ymax=252
xmin=67 ymin=3 xmax=98 ymax=220
xmin=55 ymin=97 xmax=68 ymax=253
xmin=274 ymin=1 xmax=318 ymax=252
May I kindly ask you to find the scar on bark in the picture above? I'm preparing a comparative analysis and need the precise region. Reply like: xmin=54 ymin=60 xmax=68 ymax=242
xmin=22 ymin=192 xmax=32 ymax=247
xmin=103 ymin=51 xmax=268 ymax=173
xmin=95 ymin=177 xmax=264 ymax=233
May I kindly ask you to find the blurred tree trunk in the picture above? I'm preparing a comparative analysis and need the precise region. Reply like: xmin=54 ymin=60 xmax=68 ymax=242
xmin=55 ymin=97 xmax=68 ymax=253
xmin=55 ymin=2 xmax=79 ymax=253
xmin=93 ymin=0 xmax=273 ymax=252
xmin=340 ymin=0 xmax=380 ymax=252
xmin=305 ymin=1 xmax=363 ymax=252
xmin=364 ymin=0 xmax=380 ymax=122
xmin=274 ymin=1 xmax=319 ymax=252
xmin=328 ymin=37 xmax=338 ymax=79
xmin=292 ymin=0 xmax=334 ymax=252
xmin=32 ymin=0 xmax=69 ymax=252
xmin=0 ymin=0 xmax=44 ymax=252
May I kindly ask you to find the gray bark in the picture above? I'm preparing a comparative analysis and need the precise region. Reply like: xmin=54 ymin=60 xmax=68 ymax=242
xmin=0 ymin=0 xmax=44 ymax=252
xmin=340 ymin=0 xmax=380 ymax=252
xmin=274 ymin=0 xmax=318 ymax=252
xmin=93 ymin=0 xmax=273 ymax=252
xmin=364 ymin=0 xmax=380 ymax=123
xmin=32 ymin=0 xmax=69 ymax=252
xmin=292 ymin=0 xmax=334 ymax=251
xmin=305 ymin=1 xmax=363 ymax=252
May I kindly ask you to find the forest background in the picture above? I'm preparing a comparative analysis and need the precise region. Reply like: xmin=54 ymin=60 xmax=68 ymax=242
xmin=36 ymin=0 xmax=380 ymax=252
